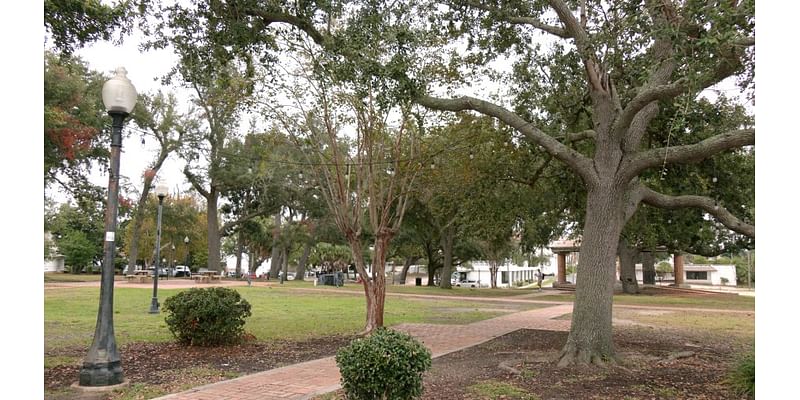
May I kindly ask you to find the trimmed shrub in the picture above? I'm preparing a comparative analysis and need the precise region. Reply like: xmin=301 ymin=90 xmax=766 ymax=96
xmin=163 ymin=287 xmax=252 ymax=346
xmin=335 ymin=328 xmax=432 ymax=400
xmin=726 ymin=352 xmax=755 ymax=398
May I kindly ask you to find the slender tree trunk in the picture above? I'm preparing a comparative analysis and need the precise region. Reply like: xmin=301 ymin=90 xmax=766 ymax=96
xmin=439 ymin=225 xmax=455 ymax=289
xmin=206 ymin=189 xmax=222 ymax=272
xmin=125 ymin=178 xmax=152 ymax=274
xmin=348 ymin=237 xmax=388 ymax=334
xmin=269 ymin=211 xmax=282 ymax=279
xmin=235 ymin=230 xmax=244 ymax=277
xmin=558 ymin=186 xmax=627 ymax=367
xmin=398 ymin=256 xmax=418 ymax=284
xmin=489 ymin=264 xmax=498 ymax=289
xmin=642 ymin=251 xmax=656 ymax=285
xmin=282 ymin=247 xmax=289 ymax=280
xmin=618 ymin=238 xmax=640 ymax=294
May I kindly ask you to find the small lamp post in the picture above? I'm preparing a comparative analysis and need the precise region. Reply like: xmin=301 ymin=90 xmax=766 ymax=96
xmin=169 ymin=244 xmax=175 ymax=280
xmin=80 ymin=67 xmax=137 ymax=387
xmin=184 ymin=236 xmax=190 ymax=268
xmin=149 ymin=184 xmax=169 ymax=314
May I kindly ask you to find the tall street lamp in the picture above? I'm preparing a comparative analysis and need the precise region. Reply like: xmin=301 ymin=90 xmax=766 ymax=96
xmin=79 ymin=67 xmax=137 ymax=387
xmin=150 ymin=184 xmax=169 ymax=314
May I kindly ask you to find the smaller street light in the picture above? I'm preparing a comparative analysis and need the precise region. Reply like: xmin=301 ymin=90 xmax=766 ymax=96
xmin=149 ymin=184 xmax=169 ymax=314
xmin=184 ymin=236 xmax=190 ymax=268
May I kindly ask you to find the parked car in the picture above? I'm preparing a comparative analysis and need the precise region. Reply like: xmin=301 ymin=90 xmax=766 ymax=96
xmin=147 ymin=267 xmax=168 ymax=277
xmin=173 ymin=265 xmax=191 ymax=277
xmin=455 ymin=280 xmax=479 ymax=288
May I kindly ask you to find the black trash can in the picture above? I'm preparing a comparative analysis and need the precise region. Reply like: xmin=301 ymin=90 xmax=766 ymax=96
xmin=415 ymin=277 xmax=422 ymax=286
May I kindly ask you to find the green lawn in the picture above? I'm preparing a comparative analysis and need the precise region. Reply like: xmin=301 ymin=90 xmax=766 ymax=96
xmin=44 ymin=272 xmax=125 ymax=283
xmin=44 ymin=286 xmax=544 ymax=353
xmin=277 ymin=278 xmax=540 ymax=298
xmin=533 ymin=292 xmax=755 ymax=311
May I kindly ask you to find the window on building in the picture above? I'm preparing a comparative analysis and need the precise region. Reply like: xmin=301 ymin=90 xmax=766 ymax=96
xmin=501 ymin=271 xmax=508 ymax=284
xmin=686 ymin=271 xmax=708 ymax=280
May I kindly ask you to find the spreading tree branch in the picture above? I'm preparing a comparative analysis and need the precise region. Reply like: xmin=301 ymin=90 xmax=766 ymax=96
xmin=463 ymin=1 xmax=570 ymax=38
xmin=416 ymin=94 xmax=595 ymax=183
xmin=622 ymin=128 xmax=754 ymax=180
xmin=639 ymin=186 xmax=754 ymax=238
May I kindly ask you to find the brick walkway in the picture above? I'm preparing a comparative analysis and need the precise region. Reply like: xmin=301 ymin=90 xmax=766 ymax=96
xmin=153 ymin=303 xmax=573 ymax=400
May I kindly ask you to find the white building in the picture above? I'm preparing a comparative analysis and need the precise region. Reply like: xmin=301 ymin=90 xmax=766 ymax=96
xmin=453 ymin=261 xmax=540 ymax=288
xmin=44 ymin=232 xmax=65 ymax=273
xmin=634 ymin=263 xmax=737 ymax=286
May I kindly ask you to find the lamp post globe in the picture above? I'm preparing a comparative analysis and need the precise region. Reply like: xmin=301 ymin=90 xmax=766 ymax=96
xmin=150 ymin=184 xmax=169 ymax=314
xmin=79 ymin=67 xmax=137 ymax=387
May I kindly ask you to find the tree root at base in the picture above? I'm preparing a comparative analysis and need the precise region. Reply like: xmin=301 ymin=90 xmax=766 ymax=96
xmin=557 ymin=345 xmax=616 ymax=368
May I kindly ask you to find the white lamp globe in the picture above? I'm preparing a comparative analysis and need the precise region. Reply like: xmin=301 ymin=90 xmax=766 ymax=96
xmin=155 ymin=184 xmax=169 ymax=198
xmin=102 ymin=67 xmax=138 ymax=114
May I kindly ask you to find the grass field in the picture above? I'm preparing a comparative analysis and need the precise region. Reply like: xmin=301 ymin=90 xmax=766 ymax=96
xmin=534 ymin=292 xmax=755 ymax=311
xmin=44 ymin=286 xmax=545 ymax=353
xmin=274 ymin=278 xmax=540 ymax=298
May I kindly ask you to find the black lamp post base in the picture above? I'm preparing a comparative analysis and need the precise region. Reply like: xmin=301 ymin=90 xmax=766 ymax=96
xmin=148 ymin=297 xmax=160 ymax=314
xmin=79 ymin=360 xmax=124 ymax=386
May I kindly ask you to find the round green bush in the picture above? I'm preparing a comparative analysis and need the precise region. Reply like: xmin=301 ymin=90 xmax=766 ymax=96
xmin=163 ymin=287 xmax=252 ymax=346
xmin=335 ymin=327 xmax=432 ymax=400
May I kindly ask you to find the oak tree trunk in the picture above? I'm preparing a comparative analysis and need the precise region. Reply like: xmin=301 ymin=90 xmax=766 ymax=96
xmin=206 ymin=189 xmax=222 ymax=272
xmin=398 ymin=256 xmax=418 ymax=284
xmin=269 ymin=212 xmax=282 ymax=279
xmin=618 ymin=238 xmax=640 ymax=294
xmin=426 ymin=263 xmax=438 ymax=287
xmin=489 ymin=264 xmax=498 ymax=289
xmin=235 ymin=230 xmax=244 ymax=277
xmin=295 ymin=240 xmax=311 ymax=281
xmin=439 ymin=225 xmax=455 ymax=289
xmin=641 ymin=251 xmax=656 ymax=285
xmin=558 ymin=186 xmax=627 ymax=367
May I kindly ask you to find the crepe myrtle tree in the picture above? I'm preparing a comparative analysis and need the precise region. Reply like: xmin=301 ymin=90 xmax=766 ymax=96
xmin=410 ymin=0 xmax=755 ymax=366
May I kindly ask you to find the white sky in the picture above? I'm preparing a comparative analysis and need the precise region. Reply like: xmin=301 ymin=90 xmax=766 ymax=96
xmin=68 ymin=31 xmax=193 ymax=202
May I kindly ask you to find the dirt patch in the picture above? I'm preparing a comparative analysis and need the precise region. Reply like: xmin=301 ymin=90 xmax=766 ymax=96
xmin=45 ymin=335 xmax=357 ymax=400
xmin=420 ymin=326 xmax=750 ymax=400
xmin=318 ymin=326 xmax=751 ymax=400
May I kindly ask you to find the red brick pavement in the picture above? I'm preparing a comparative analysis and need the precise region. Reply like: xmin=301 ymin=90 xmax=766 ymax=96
xmin=153 ymin=304 xmax=574 ymax=400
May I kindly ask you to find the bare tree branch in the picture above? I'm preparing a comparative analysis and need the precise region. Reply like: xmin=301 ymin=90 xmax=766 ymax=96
xmin=640 ymin=186 xmax=754 ymax=237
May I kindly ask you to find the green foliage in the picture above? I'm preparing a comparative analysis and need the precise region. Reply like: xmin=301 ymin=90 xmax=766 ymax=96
xmin=44 ymin=51 xmax=109 ymax=201
xmin=45 ymin=0 xmax=135 ymax=55
xmin=47 ymin=202 xmax=105 ymax=271
xmin=163 ymin=287 xmax=252 ymax=346
xmin=726 ymin=352 xmax=755 ymax=398
xmin=335 ymin=328 xmax=432 ymax=400
xmin=59 ymin=230 xmax=99 ymax=273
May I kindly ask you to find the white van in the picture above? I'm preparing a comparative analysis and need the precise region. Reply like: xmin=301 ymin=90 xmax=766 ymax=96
xmin=173 ymin=265 xmax=191 ymax=277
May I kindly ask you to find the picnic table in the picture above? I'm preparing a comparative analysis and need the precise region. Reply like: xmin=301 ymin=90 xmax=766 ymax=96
xmin=192 ymin=271 xmax=222 ymax=283
xmin=125 ymin=270 xmax=152 ymax=283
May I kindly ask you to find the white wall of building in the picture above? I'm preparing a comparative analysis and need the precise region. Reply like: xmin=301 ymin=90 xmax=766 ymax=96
xmin=455 ymin=261 xmax=539 ymax=288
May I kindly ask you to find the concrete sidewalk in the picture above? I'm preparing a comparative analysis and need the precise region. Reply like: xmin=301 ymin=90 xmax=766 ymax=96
xmin=154 ymin=304 xmax=574 ymax=400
